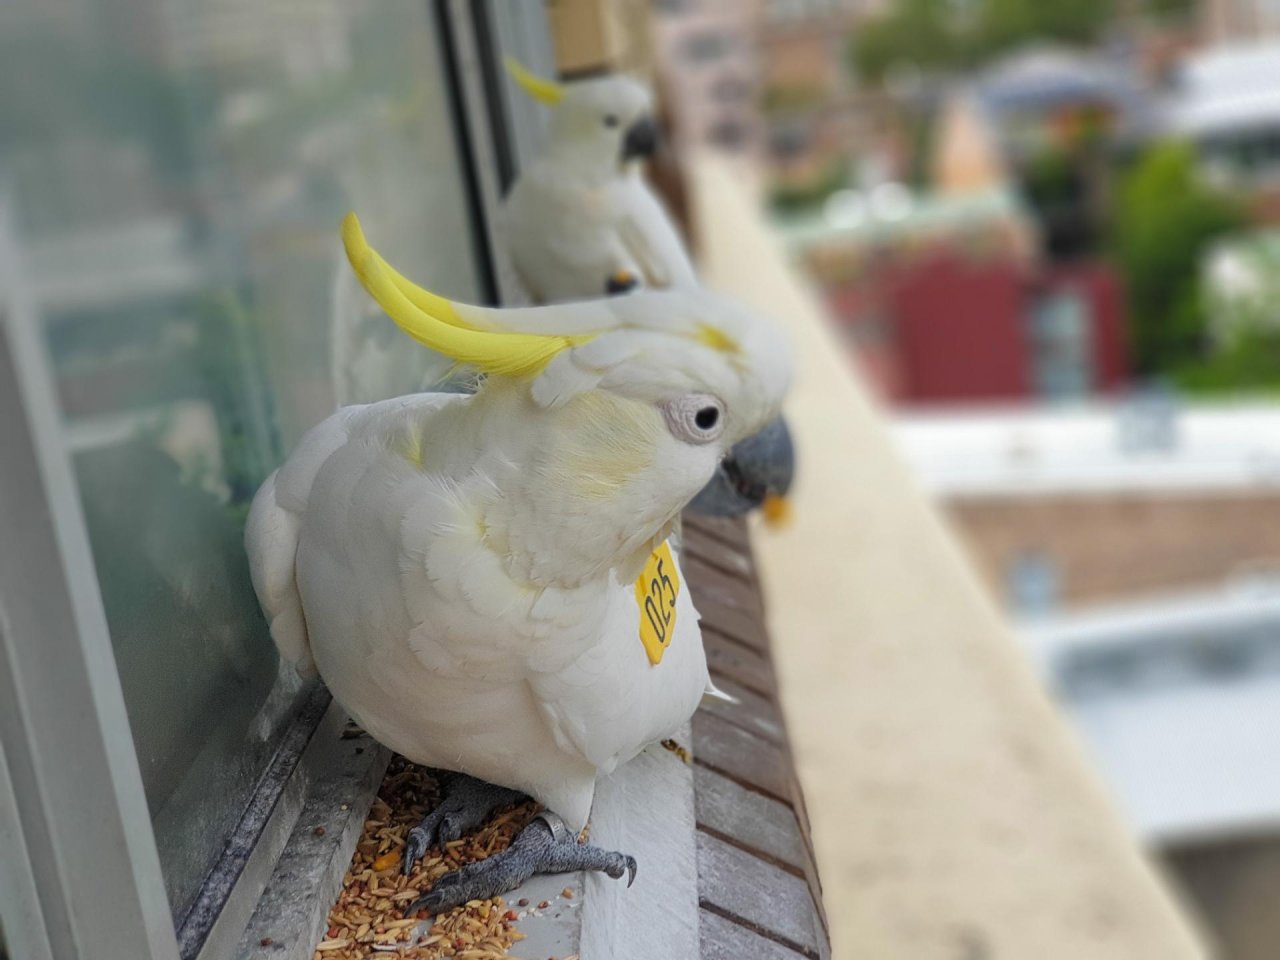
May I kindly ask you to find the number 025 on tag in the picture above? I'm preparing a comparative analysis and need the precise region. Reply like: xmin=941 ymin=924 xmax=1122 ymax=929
xmin=635 ymin=542 xmax=680 ymax=665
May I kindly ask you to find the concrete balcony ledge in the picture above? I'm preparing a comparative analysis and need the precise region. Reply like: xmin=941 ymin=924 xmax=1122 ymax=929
xmin=686 ymin=151 xmax=1212 ymax=959
xmin=235 ymin=515 xmax=829 ymax=960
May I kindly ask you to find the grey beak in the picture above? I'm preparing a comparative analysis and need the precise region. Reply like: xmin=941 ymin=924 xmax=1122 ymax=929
xmin=687 ymin=416 xmax=796 ymax=518
xmin=621 ymin=115 xmax=659 ymax=162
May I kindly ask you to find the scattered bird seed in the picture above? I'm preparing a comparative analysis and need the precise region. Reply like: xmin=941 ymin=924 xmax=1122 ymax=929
xmin=309 ymin=756 xmax=538 ymax=960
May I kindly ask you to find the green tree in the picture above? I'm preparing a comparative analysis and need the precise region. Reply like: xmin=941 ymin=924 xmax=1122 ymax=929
xmin=849 ymin=0 xmax=1116 ymax=84
xmin=850 ymin=0 xmax=958 ymax=85
xmin=1110 ymin=142 xmax=1244 ymax=375
xmin=768 ymin=159 xmax=852 ymax=215
xmin=968 ymin=0 xmax=1114 ymax=61
xmin=1177 ymin=326 xmax=1280 ymax=394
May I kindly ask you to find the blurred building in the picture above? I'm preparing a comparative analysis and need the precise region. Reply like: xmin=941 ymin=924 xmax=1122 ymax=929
xmin=760 ymin=1 xmax=904 ymax=203
xmin=894 ymin=402 xmax=1280 ymax=611
xmin=651 ymin=0 xmax=903 ymax=197
xmin=649 ymin=0 xmax=767 ymax=159
xmin=1024 ymin=583 xmax=1280 ymax=960
xmin=976 ymin=46 xmax=1156 ymax=164
xmin=872 ymin=255 xmax=1128 ymax=404
xmin=1202 ymin=0 xmax=1280 ymax=43
xmin=1165 ymin=40 xmax=1280 ymax=220
xmin=777 ymin=98 xmax=1132 ymax=406
xmin=974 ymin=46 xmax=1159 ymax=260
xmin=894 ymin=397 xmax=1280 ymax=959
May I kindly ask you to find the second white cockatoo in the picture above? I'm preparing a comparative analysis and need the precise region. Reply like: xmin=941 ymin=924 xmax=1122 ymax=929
xmin=500 ymin=58 xmax=696 ymax=302
xmin=501 ymin=59 xmax=795 ymax=520
xmin=245 ymin=214 xmax=790 ymax=913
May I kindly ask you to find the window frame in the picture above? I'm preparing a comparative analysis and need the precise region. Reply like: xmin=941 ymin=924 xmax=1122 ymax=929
xmin=0 ymin=200 xmax=181 ymax=960
xmin=0 ymin=2 xmax=555 ymax=958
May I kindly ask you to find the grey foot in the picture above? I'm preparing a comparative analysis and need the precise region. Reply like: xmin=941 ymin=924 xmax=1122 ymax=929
xmin=406 ymin=814 xmax=637 ymax=916
xmin=402 ymin=774 xmax=525 ymax=875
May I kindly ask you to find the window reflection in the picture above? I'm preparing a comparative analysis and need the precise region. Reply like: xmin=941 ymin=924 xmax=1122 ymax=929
xmin=2 ymin=0 xmax=484 ymax=923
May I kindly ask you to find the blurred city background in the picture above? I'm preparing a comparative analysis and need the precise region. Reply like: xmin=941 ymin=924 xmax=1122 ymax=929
xmin=4 ymin=0 xmax=1280 ymax=957
xmin=648 ymin=0 xmax=1280 ymax=956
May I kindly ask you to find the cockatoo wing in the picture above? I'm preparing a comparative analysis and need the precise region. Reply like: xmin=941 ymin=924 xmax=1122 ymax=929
xmin=245 ymin=470 xmax=311 ymax=674
xmin=245 ymin=395 xmax=453 ymax=678
xmin=245 ymin=405 xmax=366 ymax=677
xmin=614 ymin=178 xmax=697 ymax=290
xmin=256 ymin=391 xmax=707 ymax=826
xmin=526 ymin=556 xmax=706 ymax=775
xmin=502 ymin=168 xmax=695 ymax=302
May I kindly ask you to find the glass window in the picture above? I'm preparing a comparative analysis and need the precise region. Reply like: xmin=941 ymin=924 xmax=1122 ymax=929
xmin=1006 ymin=550 xmax=1060 ymax=617
xmin=681 ymin=31 xmax=734 ymax=63
xmin=1028 ymin=289 xmax=1093 ymax=401
xmin=2 ymin=0 xmax=486 ymax=927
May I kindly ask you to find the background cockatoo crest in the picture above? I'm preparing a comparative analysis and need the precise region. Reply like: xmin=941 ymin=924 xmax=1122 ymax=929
xmin=506 ymin=57 xmax=655 ymax=184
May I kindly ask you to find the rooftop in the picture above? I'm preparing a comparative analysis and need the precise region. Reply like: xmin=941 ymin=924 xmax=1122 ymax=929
xmin=1023 ymin=582 xmax=1280 ymax=842
xmin=892 ymin=400 xmax=1280 ymax=496
xmin=1167 ymin=40 xmax=1280 ymax=138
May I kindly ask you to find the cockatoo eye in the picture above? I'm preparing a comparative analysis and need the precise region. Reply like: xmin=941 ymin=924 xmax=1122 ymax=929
xmin=662 ymin=394 xmax=726 ymax=445
xmin=603 ymin=113 xmax=620 ymax=128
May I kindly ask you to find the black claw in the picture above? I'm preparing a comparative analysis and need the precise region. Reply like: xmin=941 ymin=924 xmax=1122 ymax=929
xmin=406 ymin=890 xmax=445 ymax=918
xmin=603 ymin=852 xmax=638 ymax=886
xmin=402 ymin=828 xmax=429 ymax=875
xmin=433 ymin=872 xmax=462 ymax=888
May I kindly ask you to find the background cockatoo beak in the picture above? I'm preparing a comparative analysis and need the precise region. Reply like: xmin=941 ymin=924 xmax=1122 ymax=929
xmin=621 ymin=116 xmax=659 ymax=162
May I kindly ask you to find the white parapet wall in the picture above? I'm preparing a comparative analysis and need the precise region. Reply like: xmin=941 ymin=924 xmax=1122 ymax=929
xmin=686 ymin=151 xmax=1213 ymax=960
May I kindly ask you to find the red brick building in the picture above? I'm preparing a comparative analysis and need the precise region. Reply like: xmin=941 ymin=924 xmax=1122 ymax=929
xmin=830 ymin=253 xmax=1130 ymax=405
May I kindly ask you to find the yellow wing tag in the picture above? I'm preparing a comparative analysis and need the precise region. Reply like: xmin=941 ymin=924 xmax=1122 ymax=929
xmin=636 ymin=541 xmax=680 ymax=665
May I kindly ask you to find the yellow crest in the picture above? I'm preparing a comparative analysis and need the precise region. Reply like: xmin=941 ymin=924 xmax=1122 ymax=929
xmin=504 ymin=57 xmax=565 ymax=106
xmin=341 ymin=213 xmax=592 ymax=377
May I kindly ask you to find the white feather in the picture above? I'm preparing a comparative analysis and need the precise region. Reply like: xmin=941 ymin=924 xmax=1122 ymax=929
xmin=246 ymin=387 xmax=711 ymax=831
xmin=245 ymin=279 xmax=792 ymax=831
xmin=500 ymin=73 xmax=696 ymax=303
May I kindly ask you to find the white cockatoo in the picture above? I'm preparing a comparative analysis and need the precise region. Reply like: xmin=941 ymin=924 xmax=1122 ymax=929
xmin=245 ymin=214 xmax=790 ymax=913
xmin=501 ymin=59 xmax=795 ymax=520
xmin=500 ymin=59 xmax=696 ymax=302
